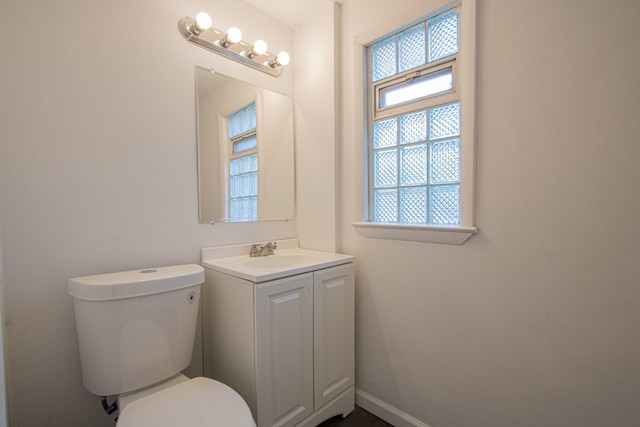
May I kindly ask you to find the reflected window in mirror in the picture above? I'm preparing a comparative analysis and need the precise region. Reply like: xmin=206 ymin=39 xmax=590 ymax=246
xmin=227 ymin=102 xmax=258 ymax=221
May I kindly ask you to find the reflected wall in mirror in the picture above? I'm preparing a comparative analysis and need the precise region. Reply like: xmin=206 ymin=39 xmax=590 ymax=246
xmin=196 ymin=66 xmax=295 ymax=223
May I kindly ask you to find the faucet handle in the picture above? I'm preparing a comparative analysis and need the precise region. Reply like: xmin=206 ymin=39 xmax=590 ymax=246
xmin=262 ymin=241 xmax=277 ymax=255
xmin=249 ymin=243 xmax=263 ymax=257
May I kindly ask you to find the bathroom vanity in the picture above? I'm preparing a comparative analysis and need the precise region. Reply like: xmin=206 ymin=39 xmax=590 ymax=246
xmin=201 ymin=240 xmax=354 ymax=427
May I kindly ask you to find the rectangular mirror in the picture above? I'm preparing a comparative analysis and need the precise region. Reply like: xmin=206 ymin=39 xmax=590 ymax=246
xmin=196 ymin=66 xmax=295 ymax=223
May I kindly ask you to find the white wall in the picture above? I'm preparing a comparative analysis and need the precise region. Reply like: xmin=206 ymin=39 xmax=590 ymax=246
xmin=0 ymin=0 xmax=295 ymax=425
xmin=334 ymin=1 xmax=640 ymax=426
xmin=293 ymin=1 xmax=339 ymax=252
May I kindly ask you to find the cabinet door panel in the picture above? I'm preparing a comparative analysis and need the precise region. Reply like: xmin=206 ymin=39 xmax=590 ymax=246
xmin=313 ymin=264 xmax=355 ymax=410
xmin=256 ymin=274 xmax=314 ymax=427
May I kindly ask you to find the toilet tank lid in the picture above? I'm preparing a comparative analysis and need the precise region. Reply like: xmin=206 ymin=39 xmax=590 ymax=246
xmin=68 ymin=264 xmax=204 ymax=301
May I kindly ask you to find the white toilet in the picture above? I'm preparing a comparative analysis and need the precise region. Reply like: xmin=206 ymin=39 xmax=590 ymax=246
xmin=68 ymin=264 xmax=256 ymax=427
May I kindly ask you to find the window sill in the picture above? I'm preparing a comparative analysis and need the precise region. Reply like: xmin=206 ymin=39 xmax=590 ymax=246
xmin=352 ymin=222 xmax=477 ymax=245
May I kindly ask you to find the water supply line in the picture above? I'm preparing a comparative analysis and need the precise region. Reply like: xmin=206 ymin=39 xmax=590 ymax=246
xmin=101 ymin=396 xmax=119 ymax=422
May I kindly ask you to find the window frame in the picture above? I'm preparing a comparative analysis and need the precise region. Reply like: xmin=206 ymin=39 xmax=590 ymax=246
xmin=352 ymin=0 xmax=477 ymax=245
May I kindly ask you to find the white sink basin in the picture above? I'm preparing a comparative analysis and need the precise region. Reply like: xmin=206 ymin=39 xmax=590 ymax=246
xmin=202 ymin=247 xmax=353 ymax=282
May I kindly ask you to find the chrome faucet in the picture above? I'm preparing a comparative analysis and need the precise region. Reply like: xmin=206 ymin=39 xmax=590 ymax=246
xmin=249 ymin=241 xmax=278 ymax=257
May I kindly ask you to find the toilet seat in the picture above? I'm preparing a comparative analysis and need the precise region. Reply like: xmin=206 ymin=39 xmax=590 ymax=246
xmin=116 ymin=377 xmax=256 ymax=427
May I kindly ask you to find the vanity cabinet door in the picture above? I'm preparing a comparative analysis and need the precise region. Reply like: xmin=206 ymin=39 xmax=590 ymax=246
xmin=313 ymin=264 xmax=355 ymax=410
xmin=256 ymin=273 xmax=314 ymax=427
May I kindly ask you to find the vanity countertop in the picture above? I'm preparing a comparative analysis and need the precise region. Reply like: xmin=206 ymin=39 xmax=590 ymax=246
xmin=201 ymin=239 xmax=353 ymax=282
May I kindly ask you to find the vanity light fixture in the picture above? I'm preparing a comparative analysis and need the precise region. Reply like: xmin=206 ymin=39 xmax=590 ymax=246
xmin=178 ymin=13 xmax=289 ymax=77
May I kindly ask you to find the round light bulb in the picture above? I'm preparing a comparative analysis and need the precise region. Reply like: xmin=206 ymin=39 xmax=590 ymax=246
xmin=227 ymin=27 xmax=242 ymax=44
xmin=253 ymin=40 xmax=267 ymax=55
xmin=195 ymin=12 xmax=212 ymax=31
xmin=277 ymin=51 xmax=290 ymax=66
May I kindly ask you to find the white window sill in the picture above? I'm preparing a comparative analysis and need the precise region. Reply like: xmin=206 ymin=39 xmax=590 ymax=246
xmin=352 ymin=222 xmax=477 ymax=245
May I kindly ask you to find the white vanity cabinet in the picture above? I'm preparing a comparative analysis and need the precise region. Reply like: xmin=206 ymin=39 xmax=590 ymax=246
xmin=202 ymin=261 xmax=354 ymax=427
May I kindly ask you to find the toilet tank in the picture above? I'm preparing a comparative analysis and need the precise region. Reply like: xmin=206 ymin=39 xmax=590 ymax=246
xmin=68 ymin=265 xmax=204 ymax=397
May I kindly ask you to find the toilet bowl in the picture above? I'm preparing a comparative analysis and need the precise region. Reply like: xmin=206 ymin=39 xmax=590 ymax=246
xmin=68 ymin=265 xmax=256 ymax=427
xmin=117 ymin=375 xmax=256 ymax=427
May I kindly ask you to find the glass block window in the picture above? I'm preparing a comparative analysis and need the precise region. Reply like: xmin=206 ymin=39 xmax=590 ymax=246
xmin=428 ymin=10 xmax=459 ymax=62
xmin=361 ymin=0 xmax=476 ymax=241
xmin=228 ymin=103 xmax=256 ymax=139
xmin=371 ymin=9 xmax=458 ymax=83
xmin=398 ymin=24 xmax=425 ymax=73
xmin=367 ymin=6 xmax=463 ymax=225
xmin=227 ymin=102 xmax=258 ymax=221
xmin=229 ymin=153 xmax=258 ymax=221
xmin=372 ymin=36 xmax=397 ymax=82
xmin=371 ymin=103 xmax=460 ymax=224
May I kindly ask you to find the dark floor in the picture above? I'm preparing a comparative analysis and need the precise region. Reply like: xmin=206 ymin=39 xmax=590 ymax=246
xmin=317 ymin=406 xmax=393 ymax=426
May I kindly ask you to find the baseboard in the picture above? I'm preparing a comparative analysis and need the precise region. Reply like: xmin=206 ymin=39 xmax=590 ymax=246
xmin=355 ymin=389 xmax=432 ymax=427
